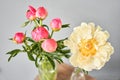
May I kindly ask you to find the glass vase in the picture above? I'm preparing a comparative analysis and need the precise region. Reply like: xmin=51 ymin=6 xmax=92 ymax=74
xmin=38 ymin=57 xmax=57 ymax=80
xmin=71 ymin=67 xmax=86 ymax=80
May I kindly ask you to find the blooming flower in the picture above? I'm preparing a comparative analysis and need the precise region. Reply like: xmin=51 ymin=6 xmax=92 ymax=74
xmin=26 ymin=5 xmax=36 ymax=20
xmin=13 ymin=32 xmax=25 ymax=44
xmin=36 ymin=7 xmax=48 ymax=20
xmin=50 ymin=18 xmax=62 ymax=31
xmin=41 ymin=39 xmax=57 ymax=53
xmin=31 ymin=26 xmax=49 ymax=42
xmin=64 ymin=22 xmax=114 ymax=71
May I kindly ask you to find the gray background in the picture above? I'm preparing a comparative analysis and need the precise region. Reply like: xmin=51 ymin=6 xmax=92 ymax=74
xmin=0 ymin=0 xmax=120 ymax=80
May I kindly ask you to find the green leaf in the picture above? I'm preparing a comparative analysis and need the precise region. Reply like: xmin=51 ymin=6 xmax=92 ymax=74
xmin=57 ymin=41 xmax=65 ymax=49
xmin=30 ymin=43 xmax=38 ymax=52
xmin=28 ymin=42 xmax=42 ymax=55
xmin=6 ymin=49 xmax=21 ymax=61
xmin=57 ymin=38 xmax=68 ymax=42
xmin=42 ymin=24 xmax=49 ymax=30
xmin=57 ymin=38 xmax=68 ymax=44
xmin=8 ymin=55 xmax=13 ymax=62
xmin=59 ymin=49 xmax=70 ymax=53
xmin=35 ymin=54 xmax=41 ymax=67
xmin=21 ymin=21 xmax=30 ymax=27
xmin=37 ymin=42 xmax=42 ymax=53
xmin=22 ymin=45 xmax=27 ymax=52
xmin=46 ymin=55 xmax=55 ymax=69
xmin=27 ymin=52 xmax=35 ymax=61
xmin=26 ymin=37 xmax=35 ymax=43
xmin=62 ymin=24 xmax=70 ymax=28
xmin=32 ymin=47 xmax=39 ymax=54
xmin=6 ymin=49 xmax=21 ymax=54
xmin=54 ymin=57 xmax=63 ymax=64
xmin=9 ymin=38 xmax=13 ymax=40
xmin=64 ymin=54 xmax=70 ymax=58
xmin=58 ymin=49 xmax=70 ymax=58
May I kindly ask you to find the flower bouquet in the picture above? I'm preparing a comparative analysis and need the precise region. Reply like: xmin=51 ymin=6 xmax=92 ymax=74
xmin=6 ymin=5 xmax=70 ymax=80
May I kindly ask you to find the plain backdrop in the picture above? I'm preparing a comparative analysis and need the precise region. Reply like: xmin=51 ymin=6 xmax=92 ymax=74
xmin=0 ymin=0 xmax=120 ymax=80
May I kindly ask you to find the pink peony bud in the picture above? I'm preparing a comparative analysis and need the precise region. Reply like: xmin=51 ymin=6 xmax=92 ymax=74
xmin=36 ymin=7 xmax=48 ymax=20
xmin=26 ymin=5 xmax=36 ymax=20
xmin=31 ymin=27 xmax=49 ymax=42
xmin=41 ymin=39 xmax=57 ymax=53
xmin=50 ymin=18 xmax=62 ymax=31
xmin=28 ymin=5 xmax=36 ymax=13
xmin=13 ymin=32 xmax=25 ymax=44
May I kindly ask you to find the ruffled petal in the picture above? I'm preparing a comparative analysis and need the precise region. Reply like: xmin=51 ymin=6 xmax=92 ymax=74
xmin=94 ymin=26 xmax=110 ymax=46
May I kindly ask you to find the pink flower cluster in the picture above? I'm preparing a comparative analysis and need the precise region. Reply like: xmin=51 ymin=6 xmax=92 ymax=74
xmin=13 ymin=5 xmax=63 ymax=53
xmin=26 ymin=5 xmax=48 ymax=20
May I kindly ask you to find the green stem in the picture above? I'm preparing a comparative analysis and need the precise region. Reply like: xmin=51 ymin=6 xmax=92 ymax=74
xmin=75 ymin=67 xmax=82 ymax=74
xmin=37 ymin=42 xmax=42 ymax=52
xmin=50 ymin=30 xmax=54 ymax=38
xmin=34 ymin=20 xmax=41 ymax=27
xmin=33 ymin=20 xmax=37 ymax=26
xmin=40 ymin=19 xmax=43 ymax=26
xmin=24 ymin=41 xmax=30 ymax=50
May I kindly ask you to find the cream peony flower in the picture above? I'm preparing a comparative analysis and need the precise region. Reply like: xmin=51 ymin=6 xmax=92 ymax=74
xmin=64 ymin=22 xmax=114 ymax=71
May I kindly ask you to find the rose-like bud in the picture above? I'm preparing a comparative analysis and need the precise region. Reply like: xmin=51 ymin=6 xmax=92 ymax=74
xmin=41 ymin=39 xmax=57 ymax=53
xmin=36 ymin=7 xmax=48 ymax=20
xmin=26 ymin=5 xmax=36 ymax=20
xmin=13 ymin=32 xmax=25 ymax=44
xmin=31 ymin=27 xmax=49 ymax=42
xmin=50 ymin=18 xmax=62 ymax=31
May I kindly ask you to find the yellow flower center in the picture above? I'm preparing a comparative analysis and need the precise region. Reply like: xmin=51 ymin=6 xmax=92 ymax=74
xmin=79 ymin=38 xmax=97 ymax=57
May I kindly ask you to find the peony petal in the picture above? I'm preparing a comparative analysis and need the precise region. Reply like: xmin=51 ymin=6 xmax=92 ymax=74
xmin=69 ymin=31 xmax=80 ymax=43
xmin=97 ymin=42 xmax=114 ymax=61
xmin=92 ymin=42 xmax=114 ymax=70
xmin=79 ymin=23 xmax=92 ymax=39
xmin=64 ymin=40 xmax=79 ymax=54
xmin=94 ymin=27 xmax=109 ymax=46
xmin=69 ymin=53 xmax=80 ymax=67
xmin=88 ymin=23 xmax=96 ymax=35
xmin=93 ymin=58 xmax=103 ymax=70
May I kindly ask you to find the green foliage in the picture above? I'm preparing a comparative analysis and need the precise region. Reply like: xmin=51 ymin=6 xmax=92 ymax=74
xmin=21 ymin=21 xmax=30 ymax=27
xmin=35 ymin=54 xmax=41 ymax=67
xmin=6 ymin=49 xmax=22 ymax=61
xmin=6 ymin=37 xmax=70 ymax=69
xmin=26 ymin=37 xmax=35 ymax=43
xmin=62 ymin=24 xmax=70 ymax=28
xmin=27 ymin=52 xmax=35 ymax=61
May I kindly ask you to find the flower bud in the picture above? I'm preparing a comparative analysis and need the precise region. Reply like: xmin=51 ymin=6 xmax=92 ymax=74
xmin=26 ymin=5 xmax=36 ymax=20
xmin=31 ymin=27 xmax=49 ymax=42
xmin=13 ymin=32 xmax=25 ymax=44
xmin=41 ymin=39 xmax=57 ymax=53
xmin=50 ymin=18 xmax=62 ymax=31
xmin=36 ymin=7 xmax=48 ymax=20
